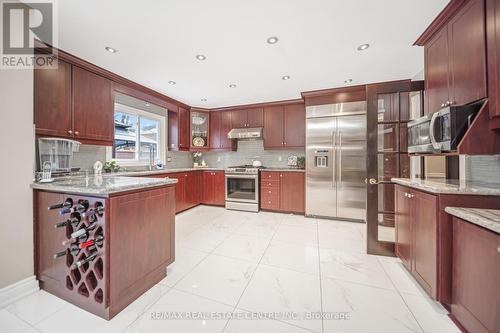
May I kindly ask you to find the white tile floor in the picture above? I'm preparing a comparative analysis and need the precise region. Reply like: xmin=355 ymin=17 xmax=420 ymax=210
xmin=1 ymin=206 xmax=460 ymax=333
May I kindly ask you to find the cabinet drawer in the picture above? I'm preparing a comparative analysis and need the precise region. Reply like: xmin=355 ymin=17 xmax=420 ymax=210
xmin=261 ymin=172 xmax=280 ymax=181
xmin=261 ymin=187 xmax=279 ymax=197
xmin=261 ymin=180 xmax=280 ymax=188
xmin=261 ymin=194 xmax=280 ymax=210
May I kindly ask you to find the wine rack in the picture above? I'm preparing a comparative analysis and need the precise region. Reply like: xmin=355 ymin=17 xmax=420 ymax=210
xmin=35 ymin=193 xmax=109 ymax=319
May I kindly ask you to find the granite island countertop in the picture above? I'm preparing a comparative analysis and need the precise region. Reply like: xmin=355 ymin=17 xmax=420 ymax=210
xmin=31 ymin=175 xmax=178 ymax=197
xmin=263 ymin=168 xmax=305 ymax=173
xmin=391 ymin=178 xmax=500 ymax=196
xmin=445 ymin=207 xmax=500 ymax=234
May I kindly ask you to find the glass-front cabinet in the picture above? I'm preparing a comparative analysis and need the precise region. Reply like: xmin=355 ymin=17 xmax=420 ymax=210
xmin=190 ymin=110 xmax=209 ymax=149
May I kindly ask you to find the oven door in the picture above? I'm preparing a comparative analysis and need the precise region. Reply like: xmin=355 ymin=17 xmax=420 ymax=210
xmin=225 ymin=174 xmax=259 ymax=204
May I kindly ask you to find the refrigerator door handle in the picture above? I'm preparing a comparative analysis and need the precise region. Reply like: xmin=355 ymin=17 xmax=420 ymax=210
xmin=338 ymin=131 xmax=342 ymax=185
xmin=332 ymin=130 xmax=336 ymax=187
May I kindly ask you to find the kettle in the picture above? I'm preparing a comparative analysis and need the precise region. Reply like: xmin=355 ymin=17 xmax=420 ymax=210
xmin=252 ymin=160 xmax=262 ymax=167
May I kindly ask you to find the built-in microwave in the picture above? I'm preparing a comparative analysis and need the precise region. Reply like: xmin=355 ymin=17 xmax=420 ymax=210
xmin=408 ymin=100 xmax=482 ymax=153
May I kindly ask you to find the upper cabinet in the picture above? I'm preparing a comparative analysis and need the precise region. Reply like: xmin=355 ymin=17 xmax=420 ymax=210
xmin=263 ymin=102 xmax=305 ymax=149
xmin=231 ymin=108 xmax=263 ymax=128
xmin=168 ymin=107 xmax=190 ymax=151
xmin=72 ymin=66 xmax=114 ymax=142
xmin=190 ymin=110 xmax=209 ymax=150
xmin=423 ymin=0 xmax=487 ymax=115
xmin=34 ymin=60 xmax=114 ymax=144
xmin=209 ymin=111 xmax=235 ymax=151
xmin=34 ymin=58 xmax=72 ymax=137
xmin=487 ymin=0 xmax=500 ymax=128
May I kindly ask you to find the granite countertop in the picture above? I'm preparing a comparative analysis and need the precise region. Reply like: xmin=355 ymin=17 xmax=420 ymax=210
xmin=445 ymin=207 xmax=500 ymax=234
xmin=112 ymin=167 xmax=225 ymax=177
xmin=391 ymin=178 xmax=500 ymax=196
xmin=31 ymin=175 xmax=178 ymax=197
xmin=263 ymin=168 xmax=305 ymax=173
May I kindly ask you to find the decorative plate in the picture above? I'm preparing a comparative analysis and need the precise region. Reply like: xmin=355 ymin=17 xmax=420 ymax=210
xmin=192 ymin=115 xmax=206 ymax=126
xmin=192 ymin=136 xmax=205 ymax=147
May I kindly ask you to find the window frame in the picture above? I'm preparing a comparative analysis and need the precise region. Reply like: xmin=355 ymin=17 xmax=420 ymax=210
xmin=107 ymin=103 xmax=166 ymax=166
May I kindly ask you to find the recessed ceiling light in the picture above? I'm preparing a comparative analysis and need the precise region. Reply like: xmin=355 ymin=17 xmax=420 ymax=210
xmin=201 ymin=98 xmax=207 ymax=102
xmin=357 ymin=43 xmax=370 ymax=51
xmin=168 ymin=80 xmax=176 ymax=85
xmin=267 ymin=36 xmax=279 ymax=44
xmin=105 ymin=46 xmax=117 ymax=53
xmin=229 ymin=84 xmax=237 ymax=88
xmin=196 ymin=54 xmax=206 ymax=61
xmin=282 ymin=75 xmax=291 ymax=80
xmin=344 ymin=79 xmax=353 ymax=84
xmin=145 ymin=103 xmax=150 ymax=107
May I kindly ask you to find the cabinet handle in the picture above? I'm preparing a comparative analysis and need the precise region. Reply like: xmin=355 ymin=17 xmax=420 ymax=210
xmin=74 ymin=131 xmax=79 ymax=136
xmin=68 ymin=130 xmax=73 ymax=135
xmin=280 ymin=174 xmax=283 ymax=177
xmin=268 ymin=191 xmax=271 ymax=193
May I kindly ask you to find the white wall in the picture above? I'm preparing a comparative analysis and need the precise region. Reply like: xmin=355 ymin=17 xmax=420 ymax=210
xmin=0 ymin=68 xmax=35 ymax=288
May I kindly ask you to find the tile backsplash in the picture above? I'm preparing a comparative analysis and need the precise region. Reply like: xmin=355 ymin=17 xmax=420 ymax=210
xmin=463 ymin=155 xmax=500 ymax=184
xmin=72 ymin=140 xmax=305 ymax=171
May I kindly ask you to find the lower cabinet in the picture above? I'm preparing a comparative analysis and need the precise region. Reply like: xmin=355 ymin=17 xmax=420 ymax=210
xmin=451 ymin=217 xmax=500 ymax=333
xmin=202 ymin=171 xmax=226 ymax=206
xmin=395 ymin=185 xmax=438 ymax=298
xmin=260 ymin=171 xmax=305 ymax=214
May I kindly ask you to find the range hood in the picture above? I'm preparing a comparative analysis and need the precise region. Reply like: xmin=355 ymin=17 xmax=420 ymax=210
xmin=227 ymin=127 xmax=263 ymax=140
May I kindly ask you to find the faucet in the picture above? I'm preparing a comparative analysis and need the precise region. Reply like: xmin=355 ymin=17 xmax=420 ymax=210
xmin=149 ymin=145 xmax=156 ymax=171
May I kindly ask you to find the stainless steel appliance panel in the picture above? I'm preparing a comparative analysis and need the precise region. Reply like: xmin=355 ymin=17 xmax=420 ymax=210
xmin=306 ymin=117 xmax=337 ymax=217
xmin=336 ymin=115 xmax=367 ymax=220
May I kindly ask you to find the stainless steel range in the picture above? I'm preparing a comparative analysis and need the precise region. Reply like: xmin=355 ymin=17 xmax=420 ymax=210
xmin=225 ymin=165 xmax=261 ymax=212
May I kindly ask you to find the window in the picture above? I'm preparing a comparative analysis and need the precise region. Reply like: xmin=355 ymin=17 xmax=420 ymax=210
xmin=111 ymin=103 xmax=165 ymax=165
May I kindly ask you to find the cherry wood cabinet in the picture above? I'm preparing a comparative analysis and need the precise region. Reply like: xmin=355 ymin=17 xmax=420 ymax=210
xmin=231 ymin=108 xmax=263 ymax=128
xmin=202 ymin=171 xmax=225 ymax=206
xmin=263 ymin=103 xmax=305 ymax=149
xmin=451 ymin=217 xmax=500 ymax=333
xmin=210 ymin=111 xmax=235 ymax=150
xmin=168 ymin=108 xmax=190 ymax=151
xmin=395 ymin=186 xmax=412 ymax=271
xmin=72 ymin=66 xmax=114 ymax=143
xmin=185 ymin=171 xmax=202 ymax=207
xmin=423 ymin=0 xmax=487 ymax=115
xmin=395 ymin=185 xmax=438 ymax=298
xmin=34 ymin=61 xmax=114 ymax=144
xmin=487 ymin=0 xmax=500 ymax=128
xmin=34 ymin=58 xmax=72 ymax=137
xmin=260 ymin=171 xmax=305 ymax=213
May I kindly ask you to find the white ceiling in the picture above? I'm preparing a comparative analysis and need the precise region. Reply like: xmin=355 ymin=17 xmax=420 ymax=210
xmin=57 ymin=0 xmax=448 ymax=108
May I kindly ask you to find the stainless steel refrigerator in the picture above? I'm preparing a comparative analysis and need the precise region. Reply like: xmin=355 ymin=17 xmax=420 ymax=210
xmin=305 ymin=101 xmax=367 ymax=221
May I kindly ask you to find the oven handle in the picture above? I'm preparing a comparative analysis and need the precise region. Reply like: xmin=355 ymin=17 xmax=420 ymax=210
xmin=429 ymin=111 xmax=441 ymax=150
xmin=225 ymin=174 xmax=258 ymax=179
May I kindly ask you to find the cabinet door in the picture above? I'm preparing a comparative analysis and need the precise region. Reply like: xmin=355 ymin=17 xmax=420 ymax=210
xmin=413 ymin=190 xmax=438 ymax=298
xmin=487 ymin=0 xmax=500 ymax=125
xmin=72 ymin=66 xmax=114 ymax=142
xmin=168 ymin=110 xmax=179 ymax=150
xmin=395 ymin=185 xmax=412 ymax=271
xmin=213 ymin=171 xmax=226 ymax=206
xmin=284 ymin=103 xmax=305 ymax=148
xmin=246 ymin=108 xmax=264 ymax=127
xmin=220 ymin=111 xmax=234 ymax=149
xmin=279 ymin=172 xmax=305 ymax=213
xmin=178 ymin=107 xmax=190 ymax=150
xmin=34 ymin=59 xmax=72 ymax=137
xmin=425 ymin=27 xmax=450 ymax=114
xmin=169 ymin=173 xmax=186 ymax=213
xmin=448 ymin=0 xmax=487 ymax=106
xmin=231 ymin=109 xmax=247 ymax=128
xmin=209 ymin=111 xmax=221 ymax=149
xmin=186 ymin=172 xmax=201 ymax=208
xmin=263 ymin=106 xmax=284 ymax=149
xmin=202 ymin=171 xmax=214 ymax=205
xmin=452 ymin=217 xmax=500 ymax=333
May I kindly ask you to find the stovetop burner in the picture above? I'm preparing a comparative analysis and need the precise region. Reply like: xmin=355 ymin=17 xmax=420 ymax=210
xmin=225 ymin=165 xmax=266 ymax=174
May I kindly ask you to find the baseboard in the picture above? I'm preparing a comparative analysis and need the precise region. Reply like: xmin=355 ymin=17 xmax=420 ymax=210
xmin=0 ymin=276 xmax=39 ymax=308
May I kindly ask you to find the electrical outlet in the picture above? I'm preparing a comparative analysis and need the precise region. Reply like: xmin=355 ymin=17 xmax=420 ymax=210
xmin=217 ymin=156 xmax=221 ymax=162
xmin=167 ymin=156 xmax=172 ymax=162
xmin=278 ymin=156 xmax=282 ymax=162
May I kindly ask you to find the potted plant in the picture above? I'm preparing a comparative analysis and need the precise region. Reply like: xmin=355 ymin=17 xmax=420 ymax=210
xmin=192 ymin=152 xmax=202 ymax=167
xmin=297 ymin=156 xmax=305 ymax=169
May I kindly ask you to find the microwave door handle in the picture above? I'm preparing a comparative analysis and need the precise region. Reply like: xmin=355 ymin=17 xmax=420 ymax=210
xmin=467 ymin=113 xmax=474 ymax=127
xmin=429 ymin=112 xmax=441 ymax=150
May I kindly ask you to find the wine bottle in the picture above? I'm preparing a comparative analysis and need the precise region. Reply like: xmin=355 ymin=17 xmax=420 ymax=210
xmin=59 ymin=200 xmax=89 ymax=215
xmin=54 ymin=216 xmax=80 ymax=229
xmin=81 ymin=205 xmax=104 ymax=219
xmin=53 ymin=249 xmax=67 ymax=259
xmin=70 ymin=251 xmax=100 ymax=270
xmin=78 ymin=235 xmax=104 ymax=250
xmin=69 ymin=222 xmax=97 ymax=240
xmin=48 ymin=198 xmax=73 ymax=211
xmin=61 ymin=234 xmax=88 ymax=247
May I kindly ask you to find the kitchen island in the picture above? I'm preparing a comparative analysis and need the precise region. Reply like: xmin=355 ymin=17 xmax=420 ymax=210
xmin=32 ymin=175 xmax=177 ymax=319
